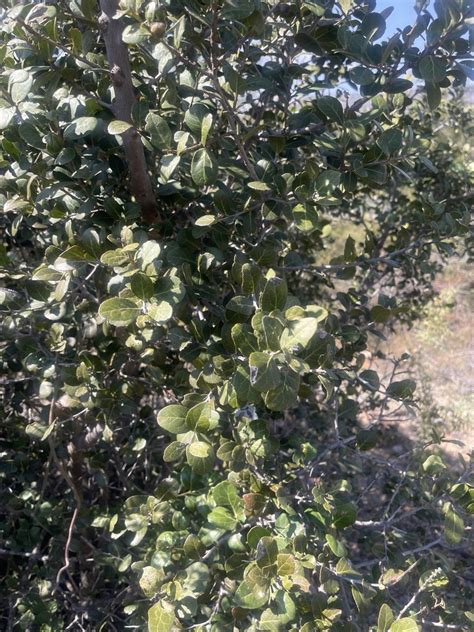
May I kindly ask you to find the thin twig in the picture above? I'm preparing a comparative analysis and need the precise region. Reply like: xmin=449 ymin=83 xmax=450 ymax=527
xmin=16 ymin=18 xmax=106 ymax=72
xmin=55 ymin=506 xmax=80 ymax=588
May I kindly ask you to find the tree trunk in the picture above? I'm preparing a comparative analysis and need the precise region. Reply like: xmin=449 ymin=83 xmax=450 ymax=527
xmin=99 ymin=0 xmax=158 ymax=224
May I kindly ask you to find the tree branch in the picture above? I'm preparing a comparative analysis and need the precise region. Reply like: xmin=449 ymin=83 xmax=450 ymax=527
xmin=99 ymin=0 xmax=159 ymax=224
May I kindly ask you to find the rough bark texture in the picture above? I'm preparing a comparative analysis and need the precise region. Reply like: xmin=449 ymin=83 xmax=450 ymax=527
xmin=99 ymin=0 xmax=158 ymax=224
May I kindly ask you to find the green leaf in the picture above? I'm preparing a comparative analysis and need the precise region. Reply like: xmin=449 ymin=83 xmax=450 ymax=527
xmin=384 ymin=78 xmax=413 ymax=94
xmin=333 ymin=502 xmax=357 ymax=528
xmin=261 ymin=315 xmax=284 ymax=352
xmin=444 ymin=503 xmax=464 ymax=545
xmin=186 ymin=441 xmax=215 ymax=474
xmin=147 ymin=301 xmax=172 ymax=324
xmin=186 ymin=402 xmax=219 ymax=432
xmin=231 ymin=323 xmax=259 ymax=354
xmin=361 ymin=12 xmax=386 ymax=40
xmin=183 ymin=534 xmax=206 ymax=560
xmin=234 ymin=578 xmax=269 ymax=609
xmin=377 ymin=129 xmax=403 ymax=155
xmin=148 ymin=276 xmax=184 ymax=323
xmin=226 ymin=295 xmax=255 ymax=321
xmin=264 ymin=368 xmax=300 ymax=411
xmin=256 ymin=536 xmax=278 ymax=568
xmin=98 ymin=298 xmax=140 ymax=326
xmin=422 ymin=454 xmax=446 ymax=474
xmin=316 ymin=96 xmax=344 ymax=124
xmin=222 ymin=0 xmax=257 ymax=20
xmin=294 ymin=32 xmax=323 ymax=54
xmin=145 ymin=112 xmax=172 ymax=150
xmin=0 ymin=107 xmax=15 ymax=130
xmin=280 ymin=317 xmax=319 ymax=352
xmin=140 ymin=566 xmax=164 ymax=597
xmin=207 ymin=506 xmax=238 ymax=530
xmin=276 ymin=553 xmax=296 ymax=576
xmin=200 ymin=112 xmax=213 ymax=146
xmin=326 ymin=534 xmax=347 ymax=557
xmin=292 ymin=203 xmax=319 ymax=232
xmin=8 ymin=69 xmax=32 ymax=103
xmin=160 ymin=154 xmax=180 ymax=180
xmin=316 ymin=169 xmax=341 ymax=196
xmin=191 ymin=148 xmax=218 ymax=186
xmin=359 ymin=369 xmax=380 ymax=391
xmin=351 ymin=582 xmax=375 ymax=614
xmin=426 ymin=81 xmax=441 ymax=110
xmin=195 ymin=214 xmax=217 ymax=227
xmin=248 ymin=181 xmax=272 ymax=192
xmin=390 ymin=618 xmax=419 ymax=632
xmin=64 ymin=117 xmax=100 ymax=139
xmin=364 ymin=163 xmax=388 ymax=184
xmin=371 ymin=305 xmax=391 ymax=323
xmin=107 ymin=120 xmax=133 ymax=135
xmin=247 ymin=526 xmax=272 ymax=548
xmin=32 ymin=267 xmax=62 ymax=282
xmin=240 ymin=262 xmax=261 ymax=296
xmin=137 ymin=241 xmax=162 ymax=269
xmin=259 ymin=590 xmax=296 ymax=631
xmin=173 ymin=15 xmax=186 ymax=48
xmin=419 ymin=55 xmax=447 ymax=83
xmin=122 ymin=23 xmax=149 ymax=44
xmin=147 ymin=601 xmax=176 ymax=632
xmin=163 ymin=441 xmax=186 ymax=462
xmin=387 ymin=380 xmax=416 ymax=399
xmin=130 ymin=273 xmax=154 ymax=300
xmin=228 ymin=364 xmax=260 ymax=407
xmin=249 ymin=352 xmax=281 ymax=393
xmin=59 ymin=245 xmax=92 ymax=261
xmin=260 ymin=277 xmax=288 ymax=312
xmin=55 ymin=147 xmax=76 ymax=166
xmin=339 ymin=0 xmax=353 ymax=14
xmin=185 ymin=103 xmax=212 ymax=135
xmin=349 ymin=66 xmax=374 ymax=85
xmin=377 ymin=603 xmax=394 ymax=632
xmin=19 ymin=123 xmax=43 ymax=148
xmin=184 ymin=562 xmax=210 ymax=596
xmin=212 ymin=481 xmax=244 ymax=515
xmin=344 ymin=235 xmax=357 ymax=262
xmin=157 ymin=404 xmax=189 ymax=434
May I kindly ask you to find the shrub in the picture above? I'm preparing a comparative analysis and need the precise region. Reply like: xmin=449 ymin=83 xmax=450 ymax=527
xmin=0 ymin=0 xmax=472 ymax=630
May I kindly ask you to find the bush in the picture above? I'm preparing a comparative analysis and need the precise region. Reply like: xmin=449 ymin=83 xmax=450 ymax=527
xmin=0 ymin=0 xmax=472 ymax=630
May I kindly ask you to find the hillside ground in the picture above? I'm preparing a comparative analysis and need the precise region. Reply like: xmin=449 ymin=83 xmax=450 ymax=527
xmin=378 ymin=259 xmax=473 ymax=458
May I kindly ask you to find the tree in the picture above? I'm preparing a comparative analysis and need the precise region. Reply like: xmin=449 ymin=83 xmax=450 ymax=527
xmin=0 ymin=0 xmax=472 ymax=630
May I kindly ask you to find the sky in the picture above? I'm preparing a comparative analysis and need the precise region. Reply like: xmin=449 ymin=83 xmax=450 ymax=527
xmin=376 ymin=0 xmax=424 ymax=36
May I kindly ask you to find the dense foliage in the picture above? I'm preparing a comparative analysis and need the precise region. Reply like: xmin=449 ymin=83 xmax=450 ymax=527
xmin=0 ymin=0 xmax=473 ymax=630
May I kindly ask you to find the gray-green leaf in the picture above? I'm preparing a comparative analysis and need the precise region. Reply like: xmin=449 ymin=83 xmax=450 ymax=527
xmin=390 ymin=618 xmax=419 ymax=632
xmin=147 ymin=601 xmax=176 ymax=632
xmin=316 ymin=96 xmax=344 ymax=124
xmin=98 ymin=298 xmax=140 ymax=326
xmin=107 ymin=120 xmax=133 ymax=135
xmin=377 ymin=603 xmax=394 ymax=632
xmin=191 ymin=148 xmax=218 ymax=186
xmin=444 ymin=503 xmax=464 ymax=545
xmin=157 ymin=404 xmax=189 ymax=434
xmin=8 ymin=69 xmax=33 ymax=103
xmin=145 ymin=112 xmax=173 ymax=150
xmin=419 ymin=55 xmax=447 ymax=83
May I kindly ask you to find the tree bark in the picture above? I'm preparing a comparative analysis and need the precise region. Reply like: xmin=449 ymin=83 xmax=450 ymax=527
xmin=99 ymin=0 xmax=158 ymax=224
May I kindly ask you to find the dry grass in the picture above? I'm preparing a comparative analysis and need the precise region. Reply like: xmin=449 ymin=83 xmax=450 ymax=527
xmin=380 ymin=260 xmax=474 ymax=457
